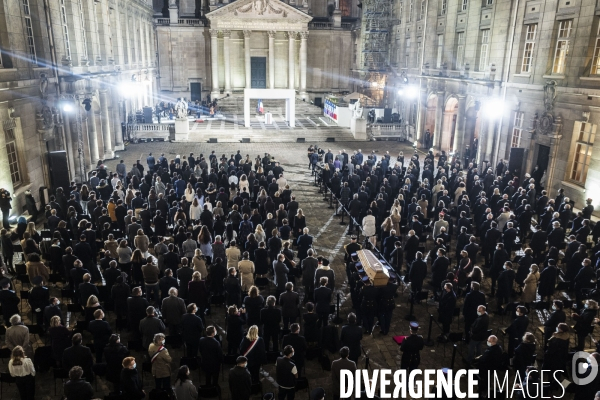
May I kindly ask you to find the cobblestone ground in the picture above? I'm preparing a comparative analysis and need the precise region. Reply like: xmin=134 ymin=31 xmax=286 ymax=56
xmin=6 ymin=141 xmax=580 ymax=399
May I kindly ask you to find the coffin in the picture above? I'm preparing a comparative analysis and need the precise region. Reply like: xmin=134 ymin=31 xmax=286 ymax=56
xmin=356 ymin=250 xmax=390 ymax=286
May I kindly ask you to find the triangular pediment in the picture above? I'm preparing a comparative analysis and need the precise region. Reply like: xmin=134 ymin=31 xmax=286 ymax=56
xmin=206 ymin=0 xmax=312 ymax=26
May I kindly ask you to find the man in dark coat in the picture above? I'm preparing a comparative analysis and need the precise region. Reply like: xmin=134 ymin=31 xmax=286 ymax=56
xmin=463 ymin=282 xmax=486 ymax=341
xmin=574 ymin=258 xmax=595 ymax=307
xmin=543 ymin=300 xmax=566 ymax=348
xmin=496 ymin=261 xmax=516 ymax=313
xmin=301 ymin=250 xmax=318 ymax=303
xmin=331 ymin=347 xmax=356 ymax=400
xmin=408 ymin=252 xmax=427 ymax=302
xmin=182 ymin=303 xmax=205 ymax=357
xmin=438 ymin=283 xmax=457 ymax=340
xmin=477 ymin=335 xmax=504 ymax=395
xmin=199 ymin=325 xmax=224 ymax=385
xmin=314 ymin=277 xmax=333 ymax=329
xmin=467 ymin=305 xmax=489 ymax=363
xmin=506 ymin=305 xmax=529 ymax=357
xmin=261 ymin=295 xmax=282 ymax=352
xmin=340 ymin=313 xmax=363 ymax=364
xmin=0 ymin=279 xmax=19 ymax=325
xmin=282 ymin=323 xmax=307 ymax=377
xmin=400 ymin=322 xmax=424 ymax=371
xmin=126 ymin=287 xmax=149 ymax=339
xmin=229 ymin=356 xmax=252 ymax=400
xmin=296 ymin=228 xmax=313 ymax=263
xmin=62 ymin=333 xmax=94 ymax=382
xmin=88 ymin=309 xmax=112 ymax=362
xmin=538 ymin=259 xmax=558 ymax=302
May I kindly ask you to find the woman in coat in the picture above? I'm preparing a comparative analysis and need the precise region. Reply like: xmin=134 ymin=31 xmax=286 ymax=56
xmin=362 ymin=210 xmax=377 ymax=248
xmin=188 ymin=271 xmax=209 ymax=316
xmin=242 ymin=286 xmax=264 ymax=327
xmin=390 ymin=208 xmax=401 ymax=234
xmin=148 ymin=333 xmax=172 ymax=390
xmin=133 ymin=230 xmax=149 ymax=256
xmin=174 ymin=365 xmax=198 ymax=400
xmin=238 ymin=325 xmax=266 ymax=384
xmin=49 ymin=316 xmax=71 ymax=366
xmin=226 ymin=305 xmax=246 ymax=355
xmin=192 ymin=249 xmax=209 ymax=279
xmin=226 ymin=242 xmax=241 ymax=270
xmin=521 ymin=264 xmax=540 ymax=306
xmin=103 ymin=334 xmax=129 ymax=393
xmin=8 ymin=346 xmax=35 ymax=400
xmin=238 ymin=252 xmax=255 ymax=292
xmin=25 ymin=253 xmax=49 ymax=285
xmin=111 ymin=274 xmax=131 ymax=322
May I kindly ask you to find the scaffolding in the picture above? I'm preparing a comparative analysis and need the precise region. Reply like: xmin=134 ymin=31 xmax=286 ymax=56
xmin=360 ymin=0 xmax=392 ymax=72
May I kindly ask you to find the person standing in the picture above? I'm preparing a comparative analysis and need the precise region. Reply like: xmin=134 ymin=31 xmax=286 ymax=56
xmin=8 ymin=346 xmax=35 ymax=400
xmin=87 ymin=309 xmax=112 ymax=363
xmin=0 ymin=189 xmax=12 ymax=230
xmin=314 ymin=277 xmax=332 ymax=329
xmin=261 ymin=295 xmax=282 ymax=352
xmin=148 ymin=333 xmax=172 ymax=390
xmin=467 ymin=305 xmax=489 ymax=364
xmin=400 ymin=322 xmax=424 ymax=372
xmin=64 ymin=366 xmax=94 ymax=400
xmin=340 ymin=313 xmax=363 ymax=364
xmin=120 ymin=357 xmax=145 ymax=399
xmin=276 ymin=345 xmax=298 ymax=400
xmin=331 ymin=347 xmax=356 ymax=400
xmin=437 ymin=283 xmax=457 ymax=342
xmin=229 ymin=356 xmax=252 ymax=400
xmin=181 ymin=303 xmax=204 ymax=357
xmin=198 ymin=326 xmax=223 ymax=386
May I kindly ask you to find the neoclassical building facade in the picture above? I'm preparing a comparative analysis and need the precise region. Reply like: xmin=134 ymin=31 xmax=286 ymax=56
xmin=155 ymin=0 xmax=356 ymax=102
xmin=0 ymin=0 xmax=156 ymax=217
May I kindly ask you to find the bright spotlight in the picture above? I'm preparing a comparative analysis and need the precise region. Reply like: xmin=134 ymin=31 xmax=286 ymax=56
xmin=397 ymin=89 xmax=404 ymax=96
xmin=62 ymin=103 xmax=73 ymax=112
xmin=481 ymin=98 xmax=505 ymax=118
xmin=406 ymin=86 xmax=419 ymax=98
xmin=371 ymin=82 xmax=379 ymax=88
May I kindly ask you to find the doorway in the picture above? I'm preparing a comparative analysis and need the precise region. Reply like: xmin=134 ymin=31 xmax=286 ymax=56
xmin=190 ymin=83 xmax=202 ymax=102
xmin=251 ymin=57 xmax=267 ymax=88
xmin=536 ymin=144 xmax=550 ymax=173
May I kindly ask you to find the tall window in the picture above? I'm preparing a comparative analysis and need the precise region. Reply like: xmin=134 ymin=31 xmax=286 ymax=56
xmin=479 ymin=29 xmax=490 ymax=71
xmin=456 ymin=32 xmax=465 ymax=69
xmin=22 ymin=0 xmax=36 ymax=64
xmin=511 ymin=112 xmax=524 ymax=148
xmin=592 ymin=23 xmax=600 ymax=75
xmin=418 ymin=0 xmax=425 ymax=20
xmin=60 ymin=0 xmax=71 ymax=59
xmin=440 ymin=0 xmax=447 ymax=15
xmin=521 ymin=24 xmax=537 ymax=73
xmin=399 ymin=1 xmax=403 ymax=18
xmin=436 ymin=35 xmax=443 ymax=67
xmin=417 ymin=41 xmax=422 ymax=66
xmin=410 ymin=104 xmax=417 ymax=125
xmin=461 ymin=0 xmax=468 ymax=11
xmin=409 ymin=0 xmax=413 ymax=21
xmin=553 ymin=19 xmax=572 ymax=74
xmin=486 ymin=0 xmax=493 ymax=5
xmin=78 ymin=0 xmax=88 ymax=59
xmin=5 ymin=128 xmax=21 ymax=186
xmin=569 ymin=121 xmax=596 ymax=183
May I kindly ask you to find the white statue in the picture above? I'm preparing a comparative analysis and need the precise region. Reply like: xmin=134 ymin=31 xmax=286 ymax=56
xmin=334 ymin=0 xmax=339 ymax=9
xmin=175 ymin=98 xmax=188 ymax=119
xmin=169 ymin=0 xmax=177 ymax=8
xmin=351 ymin=100 xmax=363 ymax=118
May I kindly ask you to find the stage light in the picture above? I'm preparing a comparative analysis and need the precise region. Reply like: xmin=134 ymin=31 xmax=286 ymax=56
xmin=481 ymin=98 xmax=505 ymax=118
xmin=62 ymin=103 xmax=73 ymax=112
xmin=406 ymin=86 xmax=419 ymax=98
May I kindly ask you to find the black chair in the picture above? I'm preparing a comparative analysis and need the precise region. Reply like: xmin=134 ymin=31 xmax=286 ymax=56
xmin=40 ymin=230 xmax=52 ymax=240
xmin=251 ymin=381 xmax=263 ymax=396
xmin=126 ymin=339 xmax=143 ymax=351
xmin=67 ymin=303 xmax=82 ymax=313
xmin=53 ymin=367 xmax=69 ymax=395
xmin=165 ymin=334 xmax=183 ymax=348
xmin=60 ymin=289 xmax=74 ymax=300
xmin=305 ymin=346 xmax=322 ymax=360
xmin=49 ymin=273 xmax=63 ymax=284
xmin=19 ymin=290 xmax=29 ymax=314
xmin=75 ymin=320 xmax=88 ymax=333
xmin=93 ymin=363 xmax=107 ymax=390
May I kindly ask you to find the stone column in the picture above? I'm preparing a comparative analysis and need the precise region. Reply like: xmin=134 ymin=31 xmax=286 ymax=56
xmin=268 ymin=31 xmax=276 ymax=89
xmin=210 ymin=29 xmax=220 ymax=98
xmin=112 ymin=89 xmax=124 ymax=151
xmin=223 ymin=30 xmax=231 ymax=94
xmin=287 ymin=32 xmax=296 ymax=90
xmin=433 ymin=91 xmax=444 ymax=149
xmin=299 ymin=31 xmax=308 ymax=97
xmin=454 ymin=94 xmax=467 ymax=159
xmin=416 ymin=87 xmax=427 ymax=146
xmin=99 ymin=89 xmax=114 ymax=158
xmin=86 ymin=108 xmax=100 ymax=165
xmin=244 ymin=30 xmax=252 ymax=89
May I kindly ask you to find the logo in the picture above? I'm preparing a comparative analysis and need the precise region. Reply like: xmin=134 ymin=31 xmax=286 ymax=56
xmin=572 ymin=351 xmax=598 ymax=386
